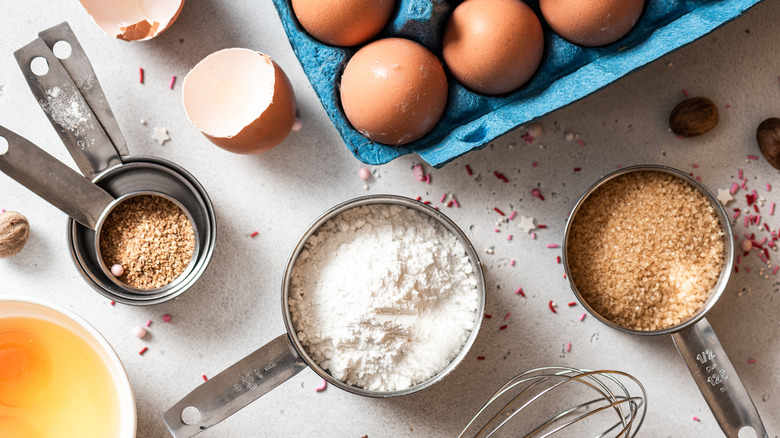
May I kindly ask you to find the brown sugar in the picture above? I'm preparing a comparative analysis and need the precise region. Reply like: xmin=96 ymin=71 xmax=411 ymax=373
xmin=99 ymin=195 xmax=195 ymax=290
xmin=566 ymin=171 xmax=724 ymax=331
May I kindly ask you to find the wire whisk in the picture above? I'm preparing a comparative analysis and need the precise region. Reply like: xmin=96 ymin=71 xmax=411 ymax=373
xmin=459 ymin=366 xmax=647 ymax=438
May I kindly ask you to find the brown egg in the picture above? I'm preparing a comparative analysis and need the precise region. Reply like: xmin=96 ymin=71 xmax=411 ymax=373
xmin=182 ymin=48 xmax=297 ymax=155
xmin=78 ymin=0 xmax=184 ymax=41
xmin=540 ymin=0 xmax=645 ymax=47
xmin=340 ymin=38 xmax=448 ymax=146
xmin=443 ymin=0 xmax=544 ymax=96
xmin=291 ymin=0 xmax=396 ymax=46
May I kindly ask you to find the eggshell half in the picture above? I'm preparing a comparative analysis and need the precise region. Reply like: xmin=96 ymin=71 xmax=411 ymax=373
xmin=540 ymin=0 xmax=645 ymax=47
xmin=340 ymin=38 xmax=448 ymax=146
xmin=291 ymin=0 xmax=396 ymax=47
xmin=443 ymin=0 xmax=544 ymax=95
xmin=182 ymin=48 xmax=297 ymax=155
xmin=78 ymin=0 xmax=184 ymax=41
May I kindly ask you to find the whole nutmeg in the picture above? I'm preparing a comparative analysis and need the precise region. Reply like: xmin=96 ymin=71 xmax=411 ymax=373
xmin=0 ymin=211 xmax=30 ymax=258
xmin=669 ymin=97 xmax=719 ymax=137
xmin=757 ymin=117 xmax=780 ymax=170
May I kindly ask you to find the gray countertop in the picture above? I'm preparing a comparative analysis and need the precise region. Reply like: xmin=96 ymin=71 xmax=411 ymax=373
xmin=1 ymin=1 xmax=779 ymax=437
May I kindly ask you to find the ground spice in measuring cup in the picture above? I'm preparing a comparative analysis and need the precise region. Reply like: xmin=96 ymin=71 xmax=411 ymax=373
xmin=98 ymin=194 xmax=195 ymax=290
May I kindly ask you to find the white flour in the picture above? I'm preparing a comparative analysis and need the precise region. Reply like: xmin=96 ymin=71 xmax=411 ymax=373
xmin=289 ymin=204 xmax=479 ymax=391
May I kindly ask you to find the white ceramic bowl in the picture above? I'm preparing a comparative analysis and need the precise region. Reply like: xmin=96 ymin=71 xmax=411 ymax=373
xmin=0 ymin=296 xmax=136 ymax=437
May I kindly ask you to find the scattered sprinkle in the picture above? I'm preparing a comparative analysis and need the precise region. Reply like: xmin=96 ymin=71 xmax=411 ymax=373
xmin=110 ymin=300 xmax=115 ymax=306
xmin=452 ymin=197 xmax=460 ymax=208
xmin=493 ymin=207 xmax=506 ymax=216
xmin=556 ymin=256 xmax=561 ymax=264
xmin=202 ymin=375 xmax=208 ymax=382
xmin=484 ymin=314 xmax=492 ymax=319
xmin=565 ymin=342 xmax=571 ymax=353
xmin=139 ymin=346 xmax=148 ymax=355
xmin=507 ymin=234 xmax=513 ymax=241
xmin=162 ymin=313 xmax=172 ymax=323
xmin=576 ymin=139 xmax=586 ymax=147
xmin=510 ymin=259 xmax=516 ymax=266
xmin=531 ymin=232 xmax=536 ymax=239
xmin=747 ymin=155 xmax=759 ymax=161
xmin=682 ymin=89 xmax=689 ymax=98
xmin=465 ymin=165 xmax=473 ymax=176
xmin=573 ymin=167 xmax=582 ymax=172
xmin=110 ymin=264 xmax=124 ymax=277
xmin=145 ymin=319 xmax=152 ymax=327
xmin=767 ymin=183 xmax=772 ymax=192
xmin=133 ymin=326 xmax=147 ymax=338
xmin=517 ymin=216 xmax=536 ymax=233
xmin=531 ymin=188 xmax=545 ymax=201
xmin=358 ymin=167 xmax=371 ymax=180
xmin=152 ymin=127 xmax=170 ymax=145
xmin=546 ymin=244 xmax=559 ymax=249
xmin=568 ymin=302 xmax=577 ymax=307
xmin=533 ymin=161 xmax=538 ymax=168
xmin=250 ymin=231 xmax=259 ymax=238
xmin=508 ymin=211 xmax=517 ymax=220
xmin=579 ymin=313 xmax=586 ymax=321
xmin=515 ymin=287 xmax=525 ymax=297
xmin=139 ymin=67 xmax=144 ymax=84
xmin=693 ymin=416 xmax=700 ymax=422
xmin=504 ymin=313 xmax=511 ymax=320
xmin=494 ymin=171 xmax=509 ymax=183
xmin=499 ymin=325 xmax=508 ymax=330
xmin=169 ymin=75 xmax=177 ymax=89
xmin=477 ymin=356 xmax=485 ymax=361
xmin=549 ymin=300 xmax=557 ymax=313
xmin=440 ymin=193 xmax=447 ymax=203
xmin=315 ymin=379 xmax=328 ymax=392
xmin=413 ymin=164 xmax=425 ymax=182
xmin=748 ymin=358 xmax=756 ymax=364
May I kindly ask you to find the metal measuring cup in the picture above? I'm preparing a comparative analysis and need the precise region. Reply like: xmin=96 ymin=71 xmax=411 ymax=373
xmin=1 ymin=22 xmax=216 ymax=305
xmin=162 ymin=195 xmax=486 ymax=437
xmin=562 ymin=164 xmax=767 ymax=438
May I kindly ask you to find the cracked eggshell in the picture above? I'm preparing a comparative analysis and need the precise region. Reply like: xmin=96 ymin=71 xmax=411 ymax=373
xmin=182 ymin=48 xmax=297 ymax=155
xmin=78 ymin=0 xmax=184 ymax=41
xmin=340 ymin=38 xmax=448 ymax=146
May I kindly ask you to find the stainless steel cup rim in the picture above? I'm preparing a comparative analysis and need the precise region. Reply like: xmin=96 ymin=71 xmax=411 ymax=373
xmin=562 ymin=164 xmax=735 ymax=336
xmin=94 ymin=190 xmax=202 ymax=294
xmin=282 ymin=194 xmax=487 ymax=397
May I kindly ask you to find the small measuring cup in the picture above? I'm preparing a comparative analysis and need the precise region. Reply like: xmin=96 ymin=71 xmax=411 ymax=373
xmin=0 ymin=128 xmax=209 ymax=304
xmin=162 ymin=195 xmax=486 ymax=437
xmin=562 ymin=164 xmax=767 ymax=438
xmin=0 ymin=22 xmax=216 ymax=305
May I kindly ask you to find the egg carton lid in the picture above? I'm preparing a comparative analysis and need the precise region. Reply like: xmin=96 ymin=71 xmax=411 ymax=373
xmin=272 ymin=0 xmax=763 ymax=168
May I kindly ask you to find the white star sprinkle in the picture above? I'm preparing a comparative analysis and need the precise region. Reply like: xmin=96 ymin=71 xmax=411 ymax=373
xmin=716 ymin=188 xmax=734 ymax=206
xmin=152 ymin=127 xmax=170 ymax=145
xmin=517 ymin=216 xmax=536 ymax=233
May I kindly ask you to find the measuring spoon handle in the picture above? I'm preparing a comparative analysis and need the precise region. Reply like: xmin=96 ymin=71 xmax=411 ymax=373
xmin=162 ymin=334 xmax=307 ymax=438
xmin=0 ymin=126 xmax=114 ymax=229
xmin=672 ymin=318 xmax=767 ymax=438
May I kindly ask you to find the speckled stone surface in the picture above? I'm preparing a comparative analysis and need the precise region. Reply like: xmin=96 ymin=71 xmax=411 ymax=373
xmin=1 ymin=1 xmax=780 ymax=437
xmin=273 ymin=0 xmax=764 ymax=167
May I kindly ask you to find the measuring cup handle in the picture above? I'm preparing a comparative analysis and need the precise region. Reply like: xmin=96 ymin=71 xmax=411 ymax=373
xmin=672 ymin=317 xmax=767 ymax=438
xmin=0 ymin=125 xmax=114 ymax=229
xmin=162 ymin=334 xmax=307 ymax=438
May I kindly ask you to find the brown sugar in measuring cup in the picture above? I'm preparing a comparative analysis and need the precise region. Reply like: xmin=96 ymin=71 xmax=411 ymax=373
xmin=562 ymin=164 xmax=767 ymax=438
xmin=98 ymin=194 xmax=196 ymax=290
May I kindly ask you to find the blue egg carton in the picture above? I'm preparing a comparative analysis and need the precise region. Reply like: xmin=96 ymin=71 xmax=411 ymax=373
xmin=271 ymin=0 xmax=763 ymax=168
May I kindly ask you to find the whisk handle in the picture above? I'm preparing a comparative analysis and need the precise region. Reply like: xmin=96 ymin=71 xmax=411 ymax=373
xmin=672 ymin=318 xmax=767 ymax=438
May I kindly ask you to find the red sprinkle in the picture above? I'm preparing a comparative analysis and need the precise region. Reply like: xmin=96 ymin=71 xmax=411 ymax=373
xmin=531 ymin=188 xmax=545 ymax=201
xmin=504 ymin=313 xmax=511 ymax=320
xmin=110 ymin=300 xmax=115 ymax=306
xmin=556 ymin=256 xmax=561 ymax=264
xmin=477 ymin=356 xmax=485 ymax=361
xmin=315 ymin=379 xmax=328 ymax=392
xmin=202 ymin=375 xmax=208 ymax=382
xmin=765 ymin=223 xmax=771 ymax=232
xmin=682 ymin=89 xmax=689 ymax=98
xmin=573 ymin=167 xmax=581 ymax=172
xmin=484 ymin=314 xmax=492 ymax=319
xmin=162 ymin=314 xmax=172 ymax=323
xmin=568 ymin=302 xmax=577 ymax=307
xmin=747 ymin=154 xmax=759 ymax=160
xmin=748 ymin=359 xmax=756 ymax=364
xmin=549 ymin=300 xmax=557 ymax=313
xmin=139 ymin=67 xmax=144 ymax=84
xmin=499 ymin=325 xmax=508 ymax=330
xmin=494 ymin=207 xmax=506 ymax=216
xmin=250 ymin=231 xmax=259 ymax=238
xmin=537 ymin=225 xmax=548 ymax=229
xmin=494 ymin=171 xmax=509 ymax=183
xmin=465 ymin=165 xmax=473 ymax=176
xmin=515 ymin=287 xmax=525 ymax=297
xmin=139 ymin=346 xmax=148 ymax=355
xmin=576 ymin=139 xmax=586 ymax=147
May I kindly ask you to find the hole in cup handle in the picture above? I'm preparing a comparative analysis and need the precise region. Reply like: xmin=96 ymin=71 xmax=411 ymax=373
xmin=671 ymin=318 xmax=767 ymax=438
xmin=162 ymin=334 xmax=307 ymax=438
xmin=0 ymin=136 xmax=8 ymax=155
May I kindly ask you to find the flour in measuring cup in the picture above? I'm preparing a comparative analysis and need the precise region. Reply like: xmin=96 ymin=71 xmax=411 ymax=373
xmin=289 ymin=204 xmax=479 ymax=392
